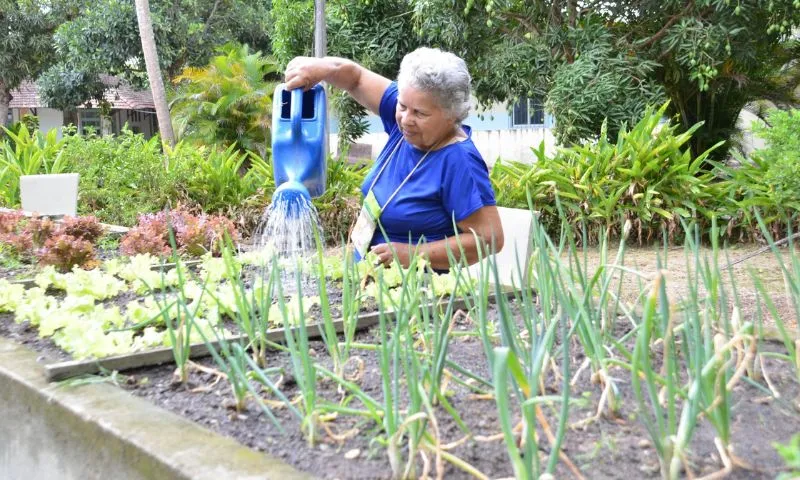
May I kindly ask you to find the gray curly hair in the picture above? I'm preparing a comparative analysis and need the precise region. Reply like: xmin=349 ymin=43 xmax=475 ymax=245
xmin=397 ymin=47 xmax=472 ymax=124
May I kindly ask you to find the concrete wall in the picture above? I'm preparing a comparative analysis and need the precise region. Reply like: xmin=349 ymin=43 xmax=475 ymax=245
xmin=0 ymin=337 xmax=312 ymax=480
xmin=736 ymin=109 xmax=768 ymax=158
xmin=9 ymin=108 xmax=63 ymax=138
xmin=329 ymin=98 xmax=557 ymax=164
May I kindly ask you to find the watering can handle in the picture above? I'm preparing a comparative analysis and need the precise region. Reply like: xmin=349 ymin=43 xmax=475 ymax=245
xmin=291 ymin=88 xmax=303 ymax=140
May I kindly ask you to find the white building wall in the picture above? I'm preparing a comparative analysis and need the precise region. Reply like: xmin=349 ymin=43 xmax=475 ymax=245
xmin=116 ymin=110 xmax=156 ymax=137
xmin=736 ymin=109 xmax=767 ymax=157
xmin=36 ymin=109 xmax=64 ymax=138
xmin=331 ymin=127 xmax=557 ymax=166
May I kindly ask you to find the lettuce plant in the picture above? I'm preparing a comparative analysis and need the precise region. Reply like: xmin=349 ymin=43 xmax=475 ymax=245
xmin=37 ymin=233 xmax=96 ymax=273
xmin=0 ymin=211 xmax=107 ymax=270
xmin=59 ymin=215 xmax=105 ymax=243
xmin=121 ymin=209 xmax=239 ymax=258
xmin=0 ymin=210 xmax=24 ymax=234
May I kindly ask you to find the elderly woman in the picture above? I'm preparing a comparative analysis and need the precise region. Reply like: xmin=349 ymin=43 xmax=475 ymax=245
xmin=284 ymin=47 xmax=503 ymax=270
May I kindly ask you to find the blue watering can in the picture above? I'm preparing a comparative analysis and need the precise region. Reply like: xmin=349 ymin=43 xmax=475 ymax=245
xmin=271 ymin=84 xmax=327 ymax=206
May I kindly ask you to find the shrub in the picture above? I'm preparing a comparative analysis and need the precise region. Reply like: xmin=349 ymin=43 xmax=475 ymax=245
xmin=0 ymin=124 xmax=69 ymax=207
xmin=170 ymin=143 xmax=269 ymax=214
xmin=170 ymin=43 xmax=279 ymax=158
xmin=712 ymin=109 xmax=800 ymax=240
xmin=491 ymin=103 xmax=724 ymax=243
xmin=312 ymin=158 xmax=368 ymax=245
xmin=752 ymin=109 xmax=800 ymax=207
xmin=60 ymin=127 xmax=191 ymax=226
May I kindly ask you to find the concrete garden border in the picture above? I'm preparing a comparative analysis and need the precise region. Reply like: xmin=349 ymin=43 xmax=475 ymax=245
xmin=0 ymin=336 xmax=313 ymax=480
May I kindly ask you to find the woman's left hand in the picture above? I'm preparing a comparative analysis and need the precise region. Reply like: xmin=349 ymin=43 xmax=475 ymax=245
xmin=370 ymin=242 xmax=412 ymax=268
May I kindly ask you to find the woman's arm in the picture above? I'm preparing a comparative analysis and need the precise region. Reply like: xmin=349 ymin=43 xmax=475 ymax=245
xmin=284 ymin=57 xmax=391 ymax=115
xmin=370 ymin=206 xmax=505 ymax=270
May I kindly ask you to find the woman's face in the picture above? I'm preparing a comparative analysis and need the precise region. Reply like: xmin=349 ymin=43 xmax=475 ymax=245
xmin=396 ymin=84 xmax=457 ymax=151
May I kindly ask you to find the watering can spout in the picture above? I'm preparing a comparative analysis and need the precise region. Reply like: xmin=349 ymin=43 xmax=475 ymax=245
xmin=272 ymin=83 xmax=327 ymax=200
xmin=272 ymin=180 xmax=311 ymax=218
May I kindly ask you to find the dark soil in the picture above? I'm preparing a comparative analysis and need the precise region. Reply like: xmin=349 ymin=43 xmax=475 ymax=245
xmin=120 ymin=301 xmax=800 ymax=480
xmin=0 ymin=311 xmax=71 ymax=363
xmin=0 ymin=262 xmax=38 ymax=282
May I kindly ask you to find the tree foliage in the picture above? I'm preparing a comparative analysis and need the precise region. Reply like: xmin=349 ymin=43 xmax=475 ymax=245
xmin=271 ymin=0 xmax=419 ymax=151
xmin=37 ymin=0 xmax=273 ymax=111
xmin=275 ymin=0 xmax=800 ymax=155
xmin=0 ymin=0 xmax=65 ymax=125
xmin=544 ymin=20 xmax=665 ymax=144
xmin=411 ymin=0 xmax=800 ymax=156
xmin=37 ymin=65 xmax=106 ymax=112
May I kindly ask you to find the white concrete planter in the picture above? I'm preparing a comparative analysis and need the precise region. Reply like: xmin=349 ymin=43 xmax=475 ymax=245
xmin=20 ymin=173 xmax=79 ymax=217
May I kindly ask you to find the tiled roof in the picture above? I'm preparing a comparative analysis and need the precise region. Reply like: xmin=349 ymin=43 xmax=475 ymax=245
xmin=9 ymin=75 xmax=155 ymax=110
xmin=8 ymin=81 xmax=41 ymax=108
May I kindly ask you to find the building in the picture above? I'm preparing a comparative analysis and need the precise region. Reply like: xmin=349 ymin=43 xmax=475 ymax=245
xmin=7 ymin=76 xmax=158 ymax=138
xmin=331 ymin=97 xmax=558 ymax=166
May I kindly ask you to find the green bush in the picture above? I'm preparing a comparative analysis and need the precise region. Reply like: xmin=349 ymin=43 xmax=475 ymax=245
xmin=753 ymin=109 xmax=800 ymax=207
xmin=492 ymin=103 xmax=724 ymax=243
xmin=169 ymin=143 xmax=271 ymax=213
xmin=1 ymin=122 xmax=367 ymax=242
xmin=61 ymin=128 xmax=190 ymax=226
xmin=0 ymin=124 xmax=70 ymax=206
xmin=167 ymin=144 xmax=274 ymax=237
xmin=711 ymin=109 xmax=800 ymax=239
xmin=313 ymin=158 xmax=368 ymax=245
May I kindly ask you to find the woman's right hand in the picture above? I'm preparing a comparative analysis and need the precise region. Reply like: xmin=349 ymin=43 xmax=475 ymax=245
xmin=284 ymin=56 xmax=390 ymax=115
xmin=284 ymin=57 xmax=332 ymax=91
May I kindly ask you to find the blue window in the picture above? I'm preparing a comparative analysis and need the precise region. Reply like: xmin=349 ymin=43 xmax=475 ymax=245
xmin=511 ymin=97 xmax=545 ymax=127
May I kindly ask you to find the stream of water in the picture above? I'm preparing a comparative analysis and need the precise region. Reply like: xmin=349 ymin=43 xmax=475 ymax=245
xmin=253 ymin=194 xmax=323 ymax=295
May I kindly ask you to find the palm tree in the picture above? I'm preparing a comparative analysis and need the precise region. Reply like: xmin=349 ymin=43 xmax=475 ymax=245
xmin=134 ymin=0 xmax=176 ymax=148
xmin=170 ymin=44 xmax=279 ymax=158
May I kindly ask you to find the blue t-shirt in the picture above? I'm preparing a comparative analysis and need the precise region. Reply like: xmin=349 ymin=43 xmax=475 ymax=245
xmin=360 ymin=82 xmax=496 ymax=247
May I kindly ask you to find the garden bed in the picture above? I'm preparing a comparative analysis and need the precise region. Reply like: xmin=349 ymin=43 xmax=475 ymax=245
xmin=119 ymin=301 xmax=799 ymax=479
xmin=2 ymin=233 xmax=799 ymax=480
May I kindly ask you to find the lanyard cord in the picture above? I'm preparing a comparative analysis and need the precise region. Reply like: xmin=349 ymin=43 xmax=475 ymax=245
xmin=367 ymin=134 xmax=442 ymax=211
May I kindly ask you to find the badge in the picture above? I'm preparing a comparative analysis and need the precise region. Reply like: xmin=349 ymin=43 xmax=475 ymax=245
xmin=350 ymin=190 xmax=382 ymax=261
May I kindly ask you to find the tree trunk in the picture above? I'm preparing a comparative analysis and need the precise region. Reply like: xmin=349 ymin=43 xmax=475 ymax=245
xmin=0 ymin=82 xmax=11 ymax=128
xmin=134 ymin=0 xmax=176 ymax=149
